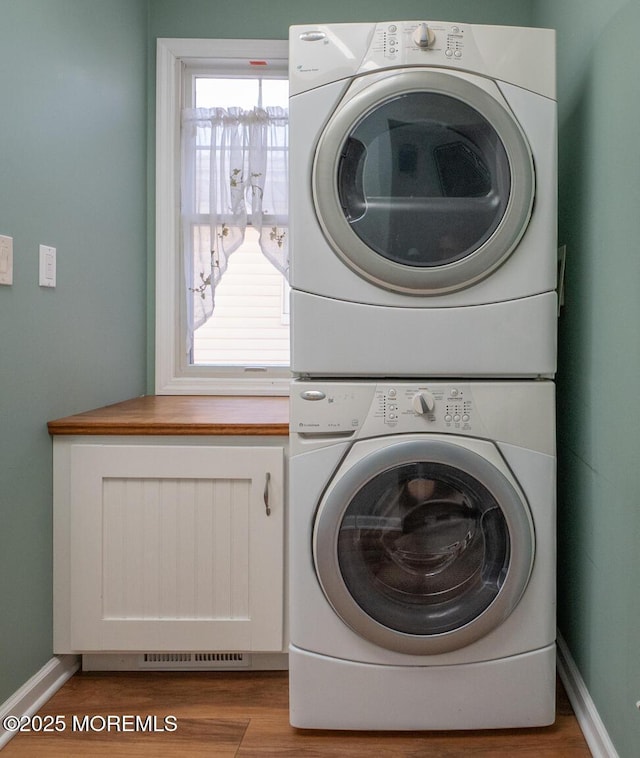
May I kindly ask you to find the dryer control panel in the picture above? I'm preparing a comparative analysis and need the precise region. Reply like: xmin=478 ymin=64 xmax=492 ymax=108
xmin=366 ymin=21 xmax=473 ymax=65
xmin=289 ymin=21 xmax=555 ymax=101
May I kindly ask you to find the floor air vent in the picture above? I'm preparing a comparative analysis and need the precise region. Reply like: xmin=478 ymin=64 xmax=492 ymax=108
xmin=139 ymin=652 xmax=250 ymax=670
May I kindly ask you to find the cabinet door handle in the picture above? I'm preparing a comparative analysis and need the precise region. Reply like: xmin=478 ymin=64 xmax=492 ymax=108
xmin=263 ymin=472 xmax=272 ymax=516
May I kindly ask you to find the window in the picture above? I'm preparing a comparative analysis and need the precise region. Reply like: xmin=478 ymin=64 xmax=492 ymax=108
xmin=155 ymin=39 xmax=289 ymax=395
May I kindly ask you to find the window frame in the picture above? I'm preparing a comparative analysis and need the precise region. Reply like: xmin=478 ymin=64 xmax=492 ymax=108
xmin=155 ymin=38 xmax=289 ymax=395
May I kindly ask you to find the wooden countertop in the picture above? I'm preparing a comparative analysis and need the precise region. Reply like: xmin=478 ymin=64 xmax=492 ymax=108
xmin=47 ymin=395 xmax=290 ymax=436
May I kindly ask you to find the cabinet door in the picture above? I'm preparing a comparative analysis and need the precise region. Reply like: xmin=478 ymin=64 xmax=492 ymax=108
xmin=68 ymin=444 xmax=284 ymax=652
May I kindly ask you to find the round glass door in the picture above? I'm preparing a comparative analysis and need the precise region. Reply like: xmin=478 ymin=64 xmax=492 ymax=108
xmin=313 ymin=439 xmax=534 ymax=655
xmin=313 ymin=71 xmax=534 ymax=294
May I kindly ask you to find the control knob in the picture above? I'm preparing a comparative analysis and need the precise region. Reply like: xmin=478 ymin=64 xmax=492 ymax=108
xmin=413 ymin=22 xmax=436 ymax=48
xmin=412 ymin=391 xmax=436 ymax=415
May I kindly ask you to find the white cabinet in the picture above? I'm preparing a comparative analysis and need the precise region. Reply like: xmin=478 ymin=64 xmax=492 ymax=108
xmin=53 ymin=437 xmax=285 ymax=654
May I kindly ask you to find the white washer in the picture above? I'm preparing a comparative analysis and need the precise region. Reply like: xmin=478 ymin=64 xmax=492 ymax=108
xmin=289 ymin=21 xmax=557 ymax=378
xmin=289 ymin=379 xmax=556 ymax=729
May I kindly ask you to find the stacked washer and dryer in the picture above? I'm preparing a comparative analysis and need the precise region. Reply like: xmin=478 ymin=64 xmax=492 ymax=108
xmin=288 ymin=20 xmax=557 ymax=730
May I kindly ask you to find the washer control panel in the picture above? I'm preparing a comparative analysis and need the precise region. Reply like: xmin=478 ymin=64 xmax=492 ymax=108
xmin=291 ymin=381 xmax=479 ymax=436
xmin=376 ymin=384 xmax=473 ymax=432
xmin=291 ymin=380 xmax=555 ymax=456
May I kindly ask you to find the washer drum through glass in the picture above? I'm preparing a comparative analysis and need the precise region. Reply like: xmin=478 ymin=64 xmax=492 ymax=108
xmin=313 ymin=439 xmax=535 ymax=655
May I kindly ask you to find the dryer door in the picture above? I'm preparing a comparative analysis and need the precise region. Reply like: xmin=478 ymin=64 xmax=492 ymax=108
xmin=313 ymin=438 xmax=534 ymax=655
xmin=313 ymin=70 xmax=534 ymax=294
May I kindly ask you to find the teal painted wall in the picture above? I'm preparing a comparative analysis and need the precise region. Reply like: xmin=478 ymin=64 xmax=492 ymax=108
xmin=534 ymin=1 xmax=640 ymax=755
xmin=0 ymin=0 xmax=148 ymax=703
xmin=16 ymin=2 xmax=640 ymax=754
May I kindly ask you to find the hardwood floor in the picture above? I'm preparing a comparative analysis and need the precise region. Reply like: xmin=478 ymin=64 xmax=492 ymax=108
xmin=3 ymin=671 xmax=591 ymax=756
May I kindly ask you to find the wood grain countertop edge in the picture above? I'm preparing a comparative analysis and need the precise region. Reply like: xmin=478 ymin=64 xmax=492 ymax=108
xmin=47 ymin=395 xmax=290 ymax=437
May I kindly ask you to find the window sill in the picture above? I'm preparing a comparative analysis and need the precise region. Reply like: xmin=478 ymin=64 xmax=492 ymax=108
xmin=47 ymin=395 xmax=289 ymax=437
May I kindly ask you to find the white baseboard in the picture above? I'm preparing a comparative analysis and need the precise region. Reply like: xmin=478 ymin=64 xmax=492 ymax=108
xmin=556 ymin=633 xmax=619 ymax=758
xmin=0 ymin=655 xmax=80 ymax=749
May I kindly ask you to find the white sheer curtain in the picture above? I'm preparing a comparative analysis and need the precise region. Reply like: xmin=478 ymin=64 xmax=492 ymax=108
xmin=180 ymin=106 xmax=288 ymax=353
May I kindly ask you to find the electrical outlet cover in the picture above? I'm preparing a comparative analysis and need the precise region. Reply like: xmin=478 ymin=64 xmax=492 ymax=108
xmin=0 ymin=235 xmax=13 ymax=286
xmin=39 ymin=244 xmax=56 ymax=288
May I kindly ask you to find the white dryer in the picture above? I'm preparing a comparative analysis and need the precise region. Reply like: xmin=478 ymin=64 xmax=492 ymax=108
xmin=289 ymin=379 xmax=556 ymax=729
xmin=289 ymin=21 xmax=557 ymax=378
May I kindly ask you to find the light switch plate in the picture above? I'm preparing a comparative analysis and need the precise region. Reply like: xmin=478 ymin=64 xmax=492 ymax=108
xmin=0 ymin=235 xmax=13 ymax=286
xmin=39 ymin=244 xmax=56 ymax=288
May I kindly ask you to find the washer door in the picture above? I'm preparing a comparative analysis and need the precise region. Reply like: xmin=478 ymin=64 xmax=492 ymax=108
xmin=313 ymin=438 xmax=534 ymax=655
xmin=313 ymin=70 xmax=534 ymax=294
